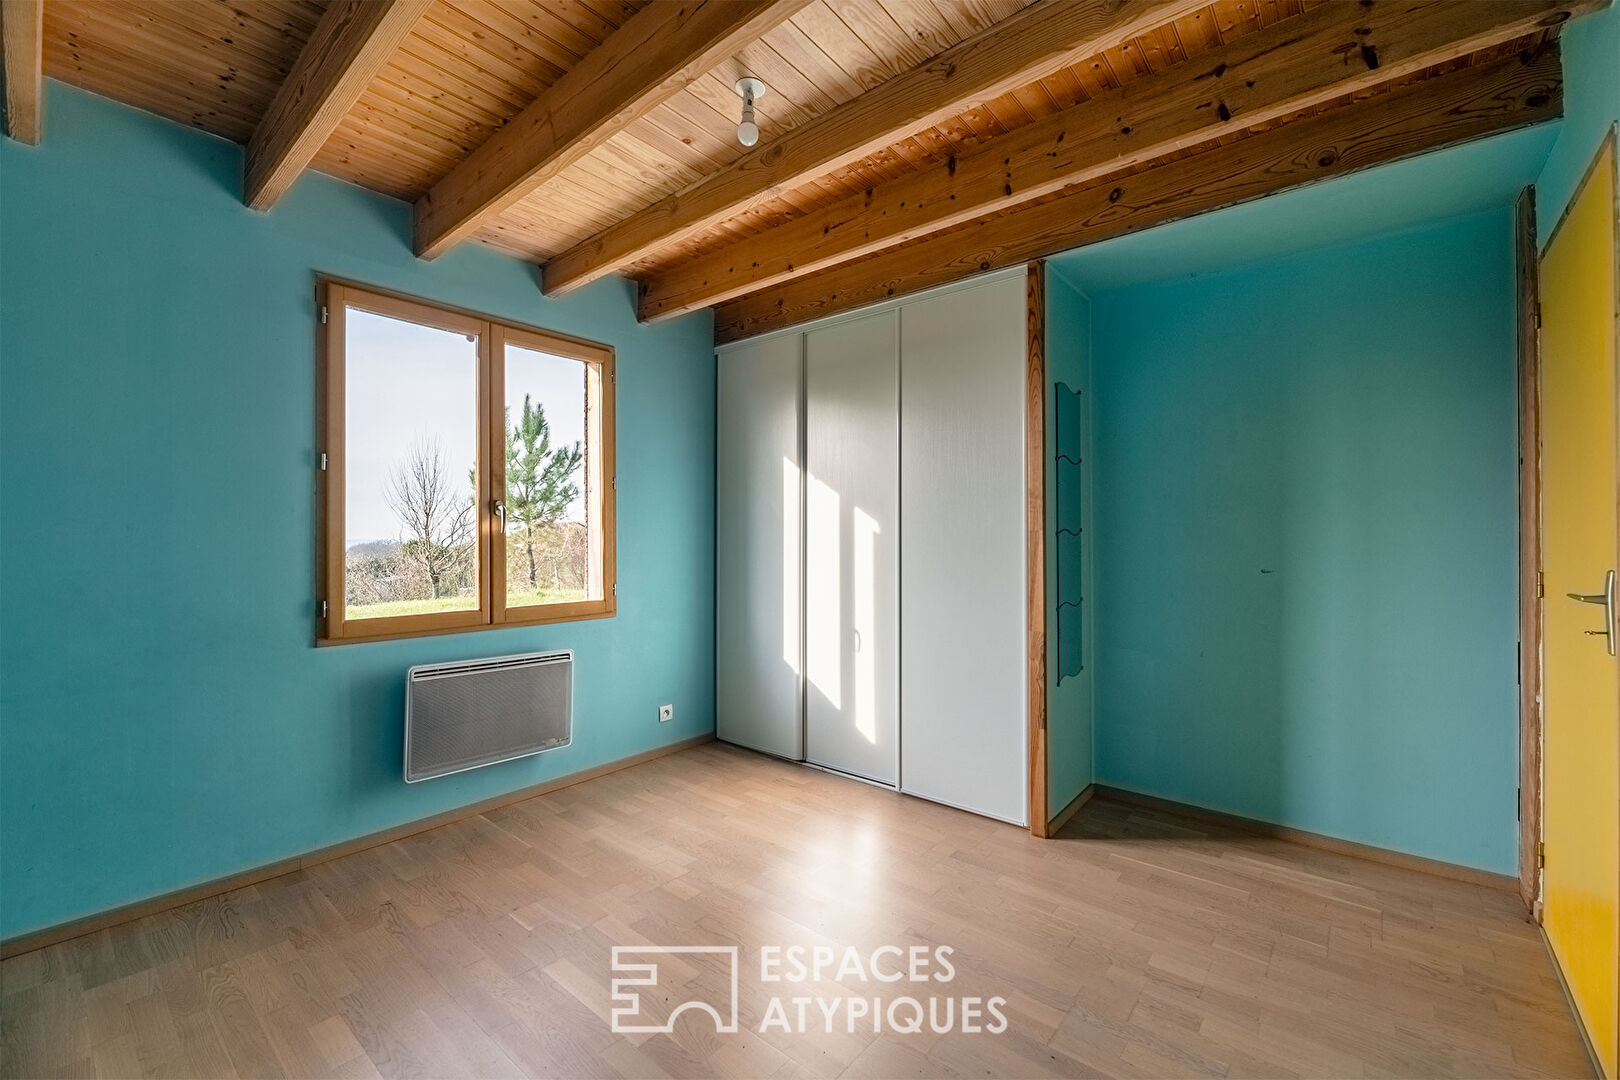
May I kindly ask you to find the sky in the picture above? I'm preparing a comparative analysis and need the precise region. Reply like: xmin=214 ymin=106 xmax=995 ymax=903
xmin=345 ymin=309 xmax=587 ymax=546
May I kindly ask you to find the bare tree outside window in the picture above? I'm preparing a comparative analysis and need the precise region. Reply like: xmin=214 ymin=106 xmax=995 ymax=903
xmin=383 ymin=436 xmax=476 ymax=601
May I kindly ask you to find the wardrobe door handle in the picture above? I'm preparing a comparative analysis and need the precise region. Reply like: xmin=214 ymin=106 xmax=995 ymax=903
xmin=1566 ymin=569 xmax=1617 ymax=657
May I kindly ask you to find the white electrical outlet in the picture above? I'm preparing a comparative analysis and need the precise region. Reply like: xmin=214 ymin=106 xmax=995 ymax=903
xmin=659 ymin=704 xmax=674 ymax=723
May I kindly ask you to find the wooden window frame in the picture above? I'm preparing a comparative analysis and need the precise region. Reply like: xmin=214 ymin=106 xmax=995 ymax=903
xmin=318 ymin=279 xmax=616 ymax=645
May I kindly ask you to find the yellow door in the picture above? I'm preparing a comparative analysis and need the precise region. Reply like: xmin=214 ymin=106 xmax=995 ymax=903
xmin=1541 ymin=130 xmax=1620 ymax=1080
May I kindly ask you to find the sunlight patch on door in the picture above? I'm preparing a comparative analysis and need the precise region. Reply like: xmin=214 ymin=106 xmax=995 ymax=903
xmin=807 ymin=471 xmax=841 ymax=709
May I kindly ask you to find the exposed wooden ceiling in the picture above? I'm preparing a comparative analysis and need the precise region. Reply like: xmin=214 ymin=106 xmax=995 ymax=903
xmin=5 ymin=0 xmax=1606 ymax=342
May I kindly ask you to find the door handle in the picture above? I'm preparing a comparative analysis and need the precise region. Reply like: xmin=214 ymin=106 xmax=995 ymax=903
xmin=1566 ymin=568 xmax=1617 ymax=657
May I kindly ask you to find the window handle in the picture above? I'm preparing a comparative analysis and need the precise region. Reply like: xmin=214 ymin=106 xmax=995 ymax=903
xmin=493 ymin=498 xmax=505 ymax=528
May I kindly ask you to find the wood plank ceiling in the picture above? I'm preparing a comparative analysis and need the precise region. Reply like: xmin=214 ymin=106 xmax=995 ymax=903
xmin=15 ymin=0 xmax=1606 ymax=342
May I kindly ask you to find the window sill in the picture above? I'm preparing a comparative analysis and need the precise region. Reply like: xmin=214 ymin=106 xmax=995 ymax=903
xmin=317 ymin=602 xmax=616 ymax=647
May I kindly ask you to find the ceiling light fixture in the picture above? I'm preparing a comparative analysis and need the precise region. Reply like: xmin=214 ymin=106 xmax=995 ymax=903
xmin=735 ymin=77 xmax=767 ymax=147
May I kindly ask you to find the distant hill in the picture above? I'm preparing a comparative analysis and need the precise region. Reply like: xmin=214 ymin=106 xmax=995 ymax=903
xmin=347 ymin=539 xmax=402 ymax=557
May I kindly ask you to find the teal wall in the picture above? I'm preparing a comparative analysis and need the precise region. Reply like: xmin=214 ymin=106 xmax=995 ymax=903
xmin=1088 ymin=208 xmax=1520 ymax=873
xmin=1535 ymin=1 xmax=1619 ymax=244
xmin=1044 ymin=265 xmax=1095 ymax=816
xmin=0 ymin=84 xmax=718 ymax=939
xmin=1047 ymin=124 xmax=1554 ymax=291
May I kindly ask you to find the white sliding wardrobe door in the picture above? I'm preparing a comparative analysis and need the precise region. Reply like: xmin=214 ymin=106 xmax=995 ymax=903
xmin=805 ymin=311 xmax=899 ymax=785
xmin=716 ymin=335 xmax=804 ymax=760
xmin=900 ymin=276 xmax=1028 ymax=824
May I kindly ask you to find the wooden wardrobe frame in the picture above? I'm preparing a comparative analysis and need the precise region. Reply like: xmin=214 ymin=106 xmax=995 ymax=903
xmin=1026 ymin=261 xmax=1050 ymax=836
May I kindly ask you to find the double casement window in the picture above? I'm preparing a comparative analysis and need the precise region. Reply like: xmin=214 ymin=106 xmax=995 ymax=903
xmin=319 ymin=281 xmax=615 ymax=643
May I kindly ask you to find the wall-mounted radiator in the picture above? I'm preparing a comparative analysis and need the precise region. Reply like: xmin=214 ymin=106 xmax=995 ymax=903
xmin=404 ymin=651 xmax=573 ymax=782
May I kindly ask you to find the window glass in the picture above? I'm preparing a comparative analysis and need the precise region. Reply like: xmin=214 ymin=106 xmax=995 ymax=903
xmin=321 ymin=282 xmax=615 ymax=643
xmin=504 ymin=343 xmax=593 ymax=607
xmin=343 ymin=308 xmax=480 ymax=620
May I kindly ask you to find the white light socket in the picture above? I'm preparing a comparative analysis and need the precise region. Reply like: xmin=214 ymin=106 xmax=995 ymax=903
xmin=659 ymin=704 xmax=674 ymax=723
xmin=735 ymin=77 xmax=767 ymax=147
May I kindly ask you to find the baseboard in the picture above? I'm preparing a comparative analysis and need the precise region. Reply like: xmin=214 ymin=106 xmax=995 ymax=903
xmin=1092 ymin=785 xmax=1518 ymax=893
xmin=1046 ymin=783 xmax=1097 ymax=835
xmin=0 ymin=733 xmax=715 ymax=960
xmin=1539 ymin=924 xmax=1605 ymax=1078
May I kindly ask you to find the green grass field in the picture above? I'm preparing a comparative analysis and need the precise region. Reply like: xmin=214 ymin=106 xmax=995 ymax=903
xmin=347 ymin=587 xmax=586 ymax=621
xmin=506 ymin=587 xmax=587 ymax=609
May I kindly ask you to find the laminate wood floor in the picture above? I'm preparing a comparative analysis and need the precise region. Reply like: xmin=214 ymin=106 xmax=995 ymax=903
xmin=0 ymin=742 xmax=1592 ymax=1079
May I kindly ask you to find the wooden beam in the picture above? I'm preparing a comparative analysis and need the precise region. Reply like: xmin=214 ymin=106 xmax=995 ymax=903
xmin=541 ymin=0 xmax=1210 ymax=295
xmin=643 ymin=0 xmax=1595 ymax=322
xmin=245 ymin=0 xmax=428 ymax=210
xmin=713 ymin=46 xmax=1564 ymax=343
xmin=1 ymin=0 xmax=43 ymax=144
xmin=413 ymin=0 xmax=811 ymax=260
